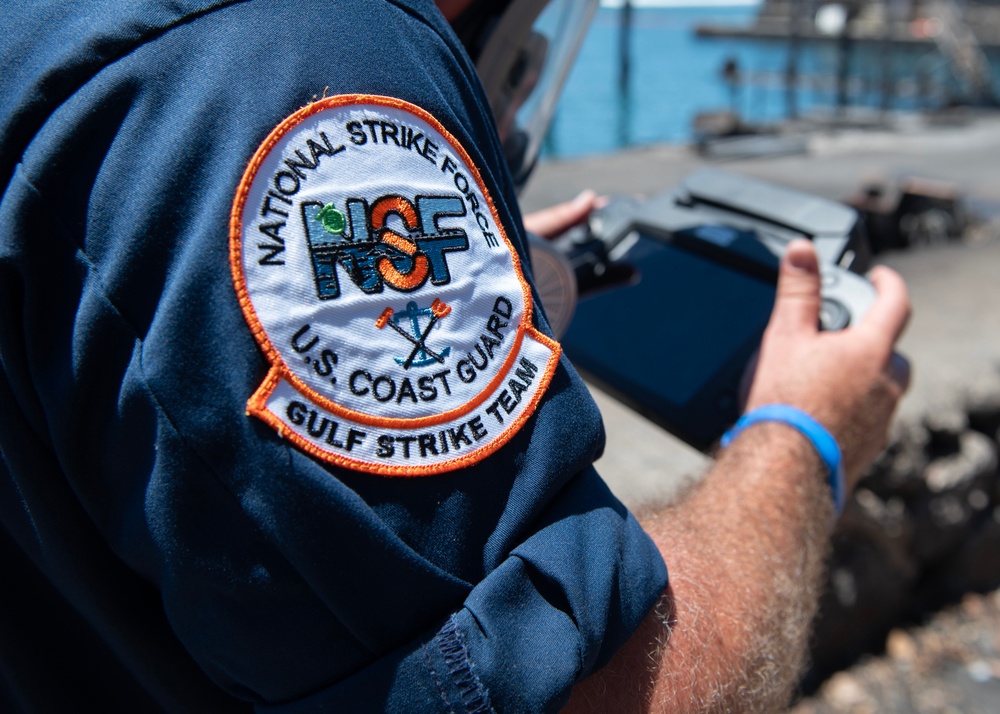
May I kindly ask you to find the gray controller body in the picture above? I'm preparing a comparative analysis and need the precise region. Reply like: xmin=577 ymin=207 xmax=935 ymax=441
xmin=592 ymin=168 xmax=876 ymax=331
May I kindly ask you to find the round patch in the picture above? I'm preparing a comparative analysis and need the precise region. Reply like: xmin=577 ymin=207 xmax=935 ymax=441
xmin=230 ymin=95 xmax=560 ymax=476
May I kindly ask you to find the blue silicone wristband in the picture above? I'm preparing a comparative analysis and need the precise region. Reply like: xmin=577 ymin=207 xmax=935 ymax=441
xmin=721 ymin=404 xmax=846 ymax=515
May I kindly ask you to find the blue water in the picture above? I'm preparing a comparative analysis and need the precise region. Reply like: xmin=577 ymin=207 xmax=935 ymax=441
xmin=546 ymin=6 xmax=759 ymax=157
xmin=544 ymin=5 xmax=998 ymax=158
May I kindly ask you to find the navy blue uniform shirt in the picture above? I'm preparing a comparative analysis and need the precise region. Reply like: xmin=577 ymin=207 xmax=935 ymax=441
xmin=0 ymin=0 xmax=667 ymax=711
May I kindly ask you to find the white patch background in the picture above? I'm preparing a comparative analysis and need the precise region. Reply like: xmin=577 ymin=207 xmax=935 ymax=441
xmin=234 ymin=98 xmax=559 ymax=474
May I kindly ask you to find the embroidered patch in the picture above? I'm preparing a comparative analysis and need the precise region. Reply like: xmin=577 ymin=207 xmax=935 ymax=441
xmin=230 ymin=95 xmax=560 ymax=476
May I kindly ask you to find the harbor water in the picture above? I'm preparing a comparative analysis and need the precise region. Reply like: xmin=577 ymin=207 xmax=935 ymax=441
xmin=544 ymin=3 xmax=1000 ymax=159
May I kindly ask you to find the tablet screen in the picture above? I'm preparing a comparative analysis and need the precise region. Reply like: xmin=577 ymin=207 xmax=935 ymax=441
xmin=561 ymin=233 xmax=776 ymax=446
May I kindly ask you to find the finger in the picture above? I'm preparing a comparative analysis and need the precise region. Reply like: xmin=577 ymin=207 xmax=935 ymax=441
xmin=767 ymin=240 xmax=822 ymax=336
xmin=737 ymin=347 xmax=760 ymax=410
xmin=887 ymin=351 xmax=912 ymax=392
xmin=523 ymin=190 xmax=598 ymax=239
xmin=858 ymin=265 xmax=911 ymax=346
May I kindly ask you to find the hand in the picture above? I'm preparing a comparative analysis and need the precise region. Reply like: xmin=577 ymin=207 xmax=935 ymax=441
xmin=521 ymin=189 xmax=603 ymax=239
xmin=744 ymin=240 xmax=911 ymax=485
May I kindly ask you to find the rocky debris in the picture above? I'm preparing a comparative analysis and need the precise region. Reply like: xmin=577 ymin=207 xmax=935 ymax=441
xmin=791 ymin=591 xmax=1000 ymax=713
xmin=965 ymin=382 xmax=1000 ymax=441
xmin=797 ymin=391 xmax=1000 ymax=699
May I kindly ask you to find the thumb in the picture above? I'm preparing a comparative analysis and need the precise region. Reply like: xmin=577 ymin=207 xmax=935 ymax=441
xmin=768 ymin=239 xmax=821 ymax=335
xmin=522 ymin=190 xmax=598 ymax=239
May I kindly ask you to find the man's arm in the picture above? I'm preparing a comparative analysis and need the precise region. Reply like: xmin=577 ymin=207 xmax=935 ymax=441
xmin=564 ymin=240 xmax=911 ymax=712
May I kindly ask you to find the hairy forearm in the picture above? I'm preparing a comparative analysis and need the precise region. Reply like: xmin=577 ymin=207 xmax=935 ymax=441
xmin=564 ymin=239 xmax=909 ymax=712
xmin=565 ymin=423 xmax=834 ymax=713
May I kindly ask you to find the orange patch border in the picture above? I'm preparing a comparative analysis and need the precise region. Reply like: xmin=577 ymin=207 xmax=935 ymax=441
xmin=229 ymin=94 xmax=561 ymax=476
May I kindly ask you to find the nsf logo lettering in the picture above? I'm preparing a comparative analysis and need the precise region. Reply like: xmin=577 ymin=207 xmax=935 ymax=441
xmin=302 ymin=193 xmax=469 ymax=299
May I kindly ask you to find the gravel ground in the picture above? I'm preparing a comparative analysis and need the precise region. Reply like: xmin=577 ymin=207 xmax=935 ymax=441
xmin=791 ymin=589 xmax=1000 ymax=713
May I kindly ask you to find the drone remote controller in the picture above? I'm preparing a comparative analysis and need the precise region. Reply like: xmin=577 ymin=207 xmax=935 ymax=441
xmin=556 ymin=169 xmax=877 ymax=451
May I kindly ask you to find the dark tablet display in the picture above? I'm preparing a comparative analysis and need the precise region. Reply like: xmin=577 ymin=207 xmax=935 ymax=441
xmin=561 ymin=232 xmax=777 ymax=451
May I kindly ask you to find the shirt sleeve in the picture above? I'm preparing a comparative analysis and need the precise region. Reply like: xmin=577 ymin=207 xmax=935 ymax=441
xmin=256 ymin=466 xmax=664 ymax=713
xmin=0 ymin=0 xmax=668 ymax=711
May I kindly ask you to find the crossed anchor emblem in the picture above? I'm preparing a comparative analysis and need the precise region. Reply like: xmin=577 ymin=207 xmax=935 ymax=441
xmin=375 ymin=299 xmax=452 ymax=370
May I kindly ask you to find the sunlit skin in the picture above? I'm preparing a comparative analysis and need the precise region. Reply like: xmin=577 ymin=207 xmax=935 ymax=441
xmin=523 ymin=189 xmax=603 ymax=239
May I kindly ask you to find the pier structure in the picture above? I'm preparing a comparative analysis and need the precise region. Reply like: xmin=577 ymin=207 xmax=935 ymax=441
xmin=696 ymin=0 xmax=1000 ymax=113
xmin=699 ymin=0 xmax=1000 ymax=49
